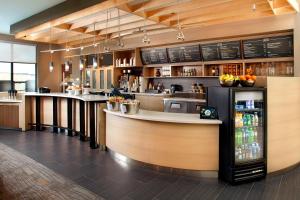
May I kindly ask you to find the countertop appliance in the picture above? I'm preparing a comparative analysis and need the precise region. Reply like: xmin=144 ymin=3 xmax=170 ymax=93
xmin=207 ymin=87 xmax=267 ymax=184
xmin=170 ymin=84 xmax=183 ymax=94
xmin=39 ymin=87 xmax=50 ymax=93
xmin=163 ymin=97 xmax=206 ymax=113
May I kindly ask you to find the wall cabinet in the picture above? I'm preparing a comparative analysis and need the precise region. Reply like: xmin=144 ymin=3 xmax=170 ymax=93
xmin=90 ymin=67 xmax=114 ymax=92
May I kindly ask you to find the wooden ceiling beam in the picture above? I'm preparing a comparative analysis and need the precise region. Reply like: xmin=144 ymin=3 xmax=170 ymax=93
xmin=287 ymin=0 xmax=300 ymax=12
xmin=267 ymin=0 xmax=296 ymax=15
xmin=15 ymin=0 xmax=135 ymax=39
xmin=162 ymin=0 xmax=270 ymax=24
xmin=97 ymin=20 xmax=158 ymax=35
xmin=168 ymin=2 xmax=272 ymax=26
xmin=273 ymin=0 xmax=290 ymax=8
xmin=69 ymin=9 xmax=129 ymax=30
xmin=182 ymin=10 xmax=275 ymax=28
xmin=84 ymin=14 xmax=143 ymax=33
xmin=67 ymin=34 xmax=109 ymax=46
xmin=131 ymin=0 xmax=191 ymax=13
xmin=144 ymin=0 xmax=232 ymax=18
xmin=68 ymin=23 xmax=165 ymax=46
xmin=116 ymin=2 xmax=175 ymax=28
xmin=110 ymin=25 xmax=169 ymax=38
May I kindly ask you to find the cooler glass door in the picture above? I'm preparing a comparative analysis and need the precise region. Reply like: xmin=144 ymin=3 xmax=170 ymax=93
xmin=234 ymin=90 xmax=265 ymax=165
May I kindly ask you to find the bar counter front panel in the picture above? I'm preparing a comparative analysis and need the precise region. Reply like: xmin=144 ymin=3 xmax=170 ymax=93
xmin=105 ymin=109 xmax=222 ymax=171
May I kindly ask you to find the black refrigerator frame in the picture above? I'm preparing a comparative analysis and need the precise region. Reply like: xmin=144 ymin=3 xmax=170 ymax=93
xmin=207 ymin=87 xmax=267 ymax=184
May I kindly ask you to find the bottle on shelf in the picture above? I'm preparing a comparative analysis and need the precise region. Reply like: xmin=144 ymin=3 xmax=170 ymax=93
xmin=254 ymin=112 xmax=259 ymax=126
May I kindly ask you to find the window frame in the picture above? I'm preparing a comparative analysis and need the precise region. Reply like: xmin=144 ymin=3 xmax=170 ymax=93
xmin=0 ymin=61 xmax=37 ymax=92
xmin=0 ymin=41 xmax=37 ymax=92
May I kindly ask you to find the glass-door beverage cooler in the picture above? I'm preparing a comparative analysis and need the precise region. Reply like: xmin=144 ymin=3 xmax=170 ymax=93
xmin=207 ymin=87 xmax=267 ymax=184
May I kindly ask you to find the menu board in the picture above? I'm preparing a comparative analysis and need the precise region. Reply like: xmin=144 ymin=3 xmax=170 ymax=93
xmin=243 ymin=38 xmax=267 ymax=59
xmin=266 ymin=35 xmax=293 ymax=57
xmin=243 ymin=35 xmax=293 ymax=59
xmin=201 ymin=43 xmax=220 ymax=61
xmin=219 ymin=41 xmax=241 ymax=60
xmin=141 ymin=48 xmax=168 ymax=65
xmin=167 ymin=45 xmax=201 ymax=63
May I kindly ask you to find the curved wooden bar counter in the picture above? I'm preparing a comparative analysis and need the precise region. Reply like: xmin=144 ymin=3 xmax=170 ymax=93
xmin=21 ymin=93 xmax=107 ymax=149
xmin=105 ymin=109 xmax=222 ymax=171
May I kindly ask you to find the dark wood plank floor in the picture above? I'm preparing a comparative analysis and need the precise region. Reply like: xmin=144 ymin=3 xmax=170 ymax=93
xmin=0 ymin=129 xmax=299 ymax=200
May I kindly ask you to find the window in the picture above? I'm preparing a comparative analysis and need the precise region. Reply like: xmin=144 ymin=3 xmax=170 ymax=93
xmin=0 ymin=42 xmax=36 ymax=92
xmin=0 ymin=62 xmax=11 ymax=91
xmin=13 ymin=63 xmax=36 ymax=92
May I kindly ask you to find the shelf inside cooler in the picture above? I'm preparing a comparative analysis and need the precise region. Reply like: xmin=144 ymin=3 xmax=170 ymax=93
xmin=235 ymin=125 xmax=263 ymax=129
xmin=235 ymin=108 xmax=263 ymax=112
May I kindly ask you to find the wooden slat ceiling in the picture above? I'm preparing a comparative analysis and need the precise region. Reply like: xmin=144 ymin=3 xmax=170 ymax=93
xmin=15 ymin=0 xmax=298 ymax=46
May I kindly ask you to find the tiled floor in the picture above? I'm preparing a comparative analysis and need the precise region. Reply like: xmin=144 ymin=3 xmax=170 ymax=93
xmin=0 ymin=129 xmax=299 ymax=200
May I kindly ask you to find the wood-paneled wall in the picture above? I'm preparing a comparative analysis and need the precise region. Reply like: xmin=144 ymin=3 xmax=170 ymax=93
xmin=267 ymin=77 xmax=300 ymax=173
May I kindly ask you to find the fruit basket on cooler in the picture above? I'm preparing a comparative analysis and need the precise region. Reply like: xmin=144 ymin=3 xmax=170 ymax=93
xmin=219 ymin=74 xmax=240 ymax=87
xmin=239 ymin=75 xmax=256 ymax=87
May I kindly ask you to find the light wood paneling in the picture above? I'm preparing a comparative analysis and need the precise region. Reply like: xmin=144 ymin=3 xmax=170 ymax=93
xmin=14 ymin=0 xmax=298 ymax=45
xmin=267 ymin=77 xmax=300 ymax=172
xmin=75 ymin=100 xmax=80 ymax=132
xmin=41 ymin=97 xmax=53 ymax=125
xmin=59 ymin=98 xmax=68 ymax=128
xmin=97 ymin=103 xmax=107 ymax=148
xmin=106 ymin=113 xmax=219 ymax=170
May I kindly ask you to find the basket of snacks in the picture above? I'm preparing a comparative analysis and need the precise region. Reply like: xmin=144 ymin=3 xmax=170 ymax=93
xmin=120 ymin=100 xmax=140 ymax=115
xmin=107 ymin=96 xmax=124 ymax=111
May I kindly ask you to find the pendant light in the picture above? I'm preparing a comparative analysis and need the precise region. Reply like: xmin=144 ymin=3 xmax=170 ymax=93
xmin=104 ymin=9 xmax=111 ymax=52
xmin=142 ymin=4 xmax=150 ymax=45
xmin=65 ymin=61 xmax=70 ymax=72
xmin=79 ymin=58 xmax=84 ymax=71
xmin=49 ymin=61 xmax=54 ymax=72
xmin=142 ymin=18 xmax=150 ymax=44
xmin=252 ymin=3 xmax=257 ymax=11
xmin=64 ymin=30 xmax=70 ymax=72
xmin=79 ymin=33 xmax=84 ymax=71
xmin=117 ymin=8 xmax=124 ymax=48
xmin=176 ymin=13 xmax=184 ymax=41
xmin=92 ymin=23 xmax=98 ymax=68
xmin=49 ymin=27 xmax=54 ymax=72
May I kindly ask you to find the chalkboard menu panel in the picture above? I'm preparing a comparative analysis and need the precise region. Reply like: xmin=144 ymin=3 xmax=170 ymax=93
xmin=201 ymin=43 xmax=220 ymax=61
xmin=167 ymin=47 xmax=182 ymax=63
xmin=141 ymin=48 xmax=168 ymax=65
xmin=219 ymin=41 xmax=241 ymax=60
xmin=243 ymin=39 xmax=267 ymax=59
xmin=266 ymin=35 xmax=293 ymax=57
xmin=167 ymin=45 xmax=201 ymax=63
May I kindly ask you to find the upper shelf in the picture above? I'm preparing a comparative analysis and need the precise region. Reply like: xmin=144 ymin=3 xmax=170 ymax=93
xmin=143 ymin=57 xmax=294 ymax=68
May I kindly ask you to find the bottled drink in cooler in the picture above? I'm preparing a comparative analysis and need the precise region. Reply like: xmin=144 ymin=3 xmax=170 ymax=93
xmin=254 ymin=112 xmax=259 ymax=126
xmin=253 ymin=127 xmax=258 ymax=142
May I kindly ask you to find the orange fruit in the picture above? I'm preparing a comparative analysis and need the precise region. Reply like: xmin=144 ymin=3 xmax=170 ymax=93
xmin=239 ymin=76 xmax=246 ymax=81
